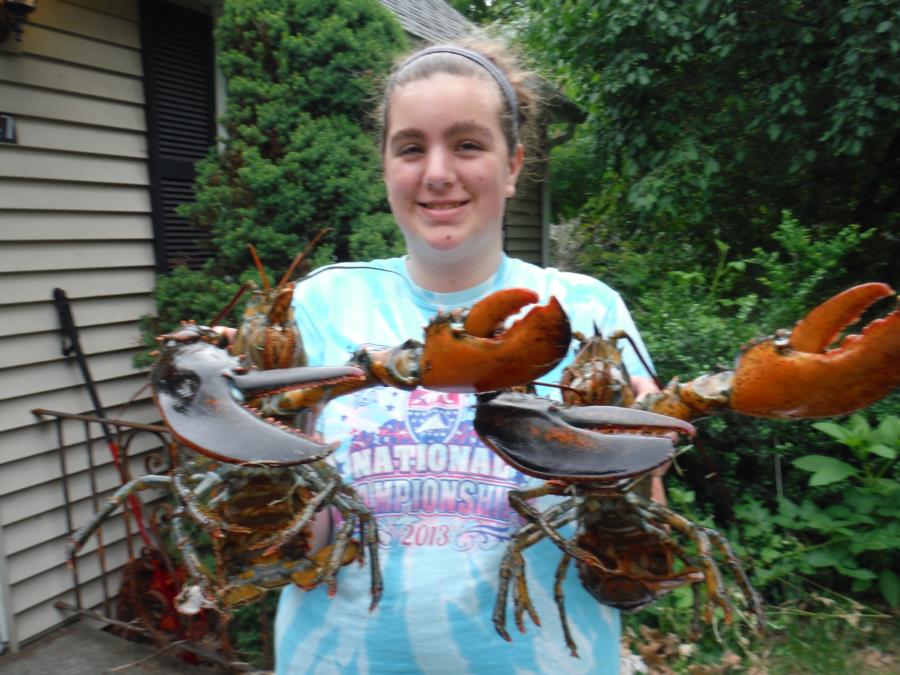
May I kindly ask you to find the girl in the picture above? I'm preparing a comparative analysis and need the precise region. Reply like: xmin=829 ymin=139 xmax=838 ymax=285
xmin=275 ymin=39 xmax=659 ymax=674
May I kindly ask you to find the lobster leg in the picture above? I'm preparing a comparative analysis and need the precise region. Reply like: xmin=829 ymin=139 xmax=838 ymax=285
xmin=332 ymin=491 xmax=383 ymax=611
xmin=258 ymin=473 xmax=342 ymax=556
xmin=173 ymin=469 xmax=251 ymax=537
xmin=295 ymin=461 xmax=383 ymax=610
xmin=493 ymin=547 xmax=519 ymax=643
xmin=67 ymin=475 xmax=174 ymax=562
xmin=508 ymin=486 xmax=616 ymax=573
xmin=493 ymin=499 xmax=578 ymax=642
xmin=625 ymin=492 xmax=738 ymax=625
xmin=170 ymin=508 xmax=218 ymax=615
xmin=553 ymin=554 xmax=578 ymax=658
xmin=320 ymin=513 xmax=357 ymax=597
xmin=513 ymin=549 xmax=540 ymax=634
xmin=702 ymin=526 xmax=765 ymax=630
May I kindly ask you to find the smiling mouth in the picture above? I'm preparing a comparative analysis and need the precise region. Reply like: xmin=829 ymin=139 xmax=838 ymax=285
xmin=420 ymin=201 xmax=468 ymax=210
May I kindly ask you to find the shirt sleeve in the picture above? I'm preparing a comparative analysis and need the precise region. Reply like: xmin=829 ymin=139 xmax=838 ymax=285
xmin=550 ymin=270 xmax=656 ymax=380
xmin=290 ymin=272 xmax=328 ymax=368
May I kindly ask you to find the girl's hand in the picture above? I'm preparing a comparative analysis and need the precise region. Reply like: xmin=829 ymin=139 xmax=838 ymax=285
xmin=630 ymin=375 xmax=671 ymax=504
xmin=213 ymin=325 xmax=238 ymax=344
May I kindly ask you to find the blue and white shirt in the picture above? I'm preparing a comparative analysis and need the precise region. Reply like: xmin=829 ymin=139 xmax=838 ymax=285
xmin=275 ymin=255 xmax=653 ymax=674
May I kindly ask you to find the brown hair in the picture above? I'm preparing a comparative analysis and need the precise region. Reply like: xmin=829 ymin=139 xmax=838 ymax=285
xmin=376 ymin=36 xmax=541 ymax=156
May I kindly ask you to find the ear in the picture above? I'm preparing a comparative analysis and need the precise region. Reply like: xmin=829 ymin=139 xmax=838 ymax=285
xmin=504 ymin=144 xmax=525 ymax=198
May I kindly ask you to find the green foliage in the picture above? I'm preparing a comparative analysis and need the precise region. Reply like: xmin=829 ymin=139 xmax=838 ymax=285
xmin=500 ymin=0 xmax=900 ymax=281
xmin=349 ymin=212 xmax=406 ymax=261
xmin=571 ymin=211 xmax=887 ymax=543
xmin=449 ymin=0 xmax=497 ymax=24
xmin=230 ymin=594 xmax=279 ymax=668
xmin=618 ymin=212 xmax=871 ymax=380
xmin=183 ymin=0 xmax=407 ymax=271
xmin=776 ymin=414 xmax=900 ymax=606
xmin=138 ymin=0 xmax=408 ymax=357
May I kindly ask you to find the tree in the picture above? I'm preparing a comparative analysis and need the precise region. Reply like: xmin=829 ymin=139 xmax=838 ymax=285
xmin=149 ymin=0 xmax=408 ymax=338
xmin=449 ymin=0 xmax=496 ymax=24
xmin=499 ymin=0 xmax=900 ymax=284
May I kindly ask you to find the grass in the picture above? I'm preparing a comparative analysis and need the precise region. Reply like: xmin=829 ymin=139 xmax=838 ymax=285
xmin=621 ymin=590 xmax=899 ymax=674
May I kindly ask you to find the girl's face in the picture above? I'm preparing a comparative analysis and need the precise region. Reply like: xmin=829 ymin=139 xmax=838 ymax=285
xmin=383 ymin=73 xmax=524 ymax=265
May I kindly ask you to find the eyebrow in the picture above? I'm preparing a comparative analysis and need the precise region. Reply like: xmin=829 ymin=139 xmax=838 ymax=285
xmin=388 ymin=120 xmax=496 ymax=148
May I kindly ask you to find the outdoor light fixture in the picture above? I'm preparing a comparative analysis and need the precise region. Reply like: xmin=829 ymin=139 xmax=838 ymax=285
xmin=0 ymin=0 xmax=37 ymax=43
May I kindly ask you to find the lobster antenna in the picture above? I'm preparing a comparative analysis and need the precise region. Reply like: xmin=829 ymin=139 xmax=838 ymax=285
xmin=209 ymin=281 xmax=253 ymax=327
xmin=246 ymin=244 xmax=270 ymax=290
xmin=531 ymin=381 xmax=588 ymax=403
xmin=615 ymin=332 xmax=664 ymax=390
xmin=278 ymin=227 xmax=331 ymax=287
xmin=298 ymin=263 xmax=406 ymax=283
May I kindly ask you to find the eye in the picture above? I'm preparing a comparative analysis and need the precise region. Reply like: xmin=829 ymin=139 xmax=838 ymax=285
xmin=458 ymin=140 xmax=483 ymax=152
xmin=397 ymin=144 xmax=423 ymax=156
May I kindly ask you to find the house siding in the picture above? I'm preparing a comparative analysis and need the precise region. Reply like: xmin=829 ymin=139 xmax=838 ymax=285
xmin=0 ymin=0 xmax=159 ymax=651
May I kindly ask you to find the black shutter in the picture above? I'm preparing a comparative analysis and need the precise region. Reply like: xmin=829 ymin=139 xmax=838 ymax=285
xmin=140 ymin=0 xmax=215 ymax=272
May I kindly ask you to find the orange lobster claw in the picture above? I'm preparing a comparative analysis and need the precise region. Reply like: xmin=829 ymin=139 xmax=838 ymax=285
xmin=731 ymin=283 xmax=900 ymax=418
xmin=356 ymin=289 xmax=572 ymax=394
xmin=419 ymin=291 xmax=572 ymax=393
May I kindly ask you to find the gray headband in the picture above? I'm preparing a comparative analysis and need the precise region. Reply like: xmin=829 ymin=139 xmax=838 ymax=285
xmin=395 ymin=46 xmax=520 ymax=143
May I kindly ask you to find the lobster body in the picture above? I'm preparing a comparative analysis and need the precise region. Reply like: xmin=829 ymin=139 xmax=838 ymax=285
xmin=233 ymin=282 xmax=307 ymax=370
xmin=575 ymin=480 xmax=704 ymax=612
xmin=476 ymin=283 xmax=900 ymax=655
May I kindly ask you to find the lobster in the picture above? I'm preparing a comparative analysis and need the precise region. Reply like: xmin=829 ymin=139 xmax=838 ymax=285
xmin=68 ymin=272 xmax=573 ymax=621
xmin=158 ymin=284 xmax=570 ymax=608
xmin=68 ymin=324 xmax=378 ymax=613
xmin=475 ymin=282 xmax=900 ymax=656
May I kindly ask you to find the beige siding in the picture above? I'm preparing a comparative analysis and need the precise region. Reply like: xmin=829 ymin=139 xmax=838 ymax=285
xmin=0 ymin=0 xmax=159 ymax=650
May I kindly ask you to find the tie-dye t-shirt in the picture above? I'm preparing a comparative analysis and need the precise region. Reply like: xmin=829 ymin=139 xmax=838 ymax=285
xmin=275 ymin=255 xmax=653 ymax=674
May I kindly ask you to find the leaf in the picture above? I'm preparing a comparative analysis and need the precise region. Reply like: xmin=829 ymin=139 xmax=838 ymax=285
xmin=812 ymin=421 xmax=850 ymax=442
xmin=868 ymin=443 xmax=897 ymax=460
xmin=804 ymin=549 xmax=838 ymax=568
xmin=793 ymin=455 xmax=858 ymax=486
xmin=837 ymin=564 xmax=877 ymax=580
xmin=880 ymin=570 xmax=900 ymax=607
xmin=845 ymin=489 xmax=876 ymax=514
xmin=760 ymin=547 xmax=779 ymax=562
xmin=673 ymin=584 xmax=694 ymax=609
xmin=877 ymin=416 xmax=900 ymax=445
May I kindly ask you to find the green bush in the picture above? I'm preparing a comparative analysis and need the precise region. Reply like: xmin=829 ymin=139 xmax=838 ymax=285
xmin=138 ymin=0 xmax=408 ymax=357
xmin=776 ymin=414 xmax=900 ymax=606
xmin=588 ymin=213 xmax=878 ymax=521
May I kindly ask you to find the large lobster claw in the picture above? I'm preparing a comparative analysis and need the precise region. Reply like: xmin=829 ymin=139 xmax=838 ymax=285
xmin=646 ymin=283 xmax=900 ymax=420
xmin=360 ymin=289 xmax=572 ymax=393
xmin=152 ymin=328 xmax=365 ymax=466
xmin=730 ymin=283 xmax=900 ymax=418
xmin=475 ymin=392 xmax=695 ymax=481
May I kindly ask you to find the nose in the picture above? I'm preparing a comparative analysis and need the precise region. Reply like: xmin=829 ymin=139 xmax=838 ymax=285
xmin=423 ymin=147 xmax=454 ymax=191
